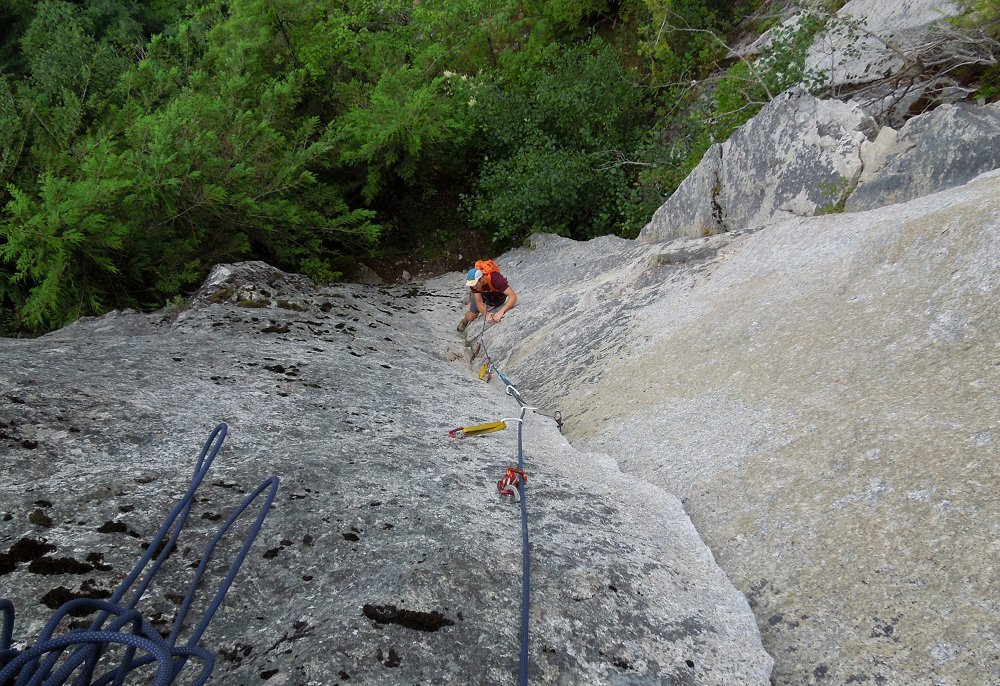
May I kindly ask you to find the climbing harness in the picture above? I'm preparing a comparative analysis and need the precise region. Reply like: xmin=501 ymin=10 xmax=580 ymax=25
xmin=448 ymin=421 xmax=507 ymax=439
xmin=0 ymin=423 xmax=279 ymax=686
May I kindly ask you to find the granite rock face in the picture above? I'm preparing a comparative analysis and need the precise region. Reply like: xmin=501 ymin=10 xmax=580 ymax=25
xmin=805 ymin=0 xmax=963 ymax=125
xmin=0 ymin=263 xmax=772 ymax=684
xmin=639 ymin=144 xmax=724 ymax=242
xmin=473 ymin=170 xmax=1000 ymax=686
xmin=640 ymin=91 xmax=1000 ymax=241
xmin=639 ymin=90 xmax=876 ymax=242
xmin=847 ymin=100 xmax=1000 ymax=211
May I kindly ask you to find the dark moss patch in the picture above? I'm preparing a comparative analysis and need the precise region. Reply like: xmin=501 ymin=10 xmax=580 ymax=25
xmin=207 ymin=287 xmax=235 ymax=303
xmin=85 ymin=552 xmax=112 ymax=571
xmin=362 ymin=604 xmax=454 ymax=632
xmin=277 ymin=300 xmax=307 ymax=311
xmin=377 ymin=647 xmax=401 ymax=668
xmin=29 ymin=509 xmax=53 ymax=527
xmin=238 ymin=299 xmax=269 ymax=308
xmin=140 ymin=538 xmax=176 ymax=559
xmin=34 ymin=499 xmax=53 ymax=507
xmin=28 ymin=556 xmax=94 ymax=575
xmin=97 ymin=520 xmax=127 ymax=533
xmin=8 ymin=537 xmax=56 ymax=562
xmin=79 ymin=579 xmax=111 ymax=599
xmin=611 ymin=655 xmax=632 ymax=670
xmin=220 ymin=642 xmax=255 ymax=664
xmin=39 ymin=586 xmax=107 ymax=614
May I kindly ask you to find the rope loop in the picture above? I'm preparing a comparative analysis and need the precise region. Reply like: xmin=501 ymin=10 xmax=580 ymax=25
xmin=0 ymin=423 xmax=277 ymax=686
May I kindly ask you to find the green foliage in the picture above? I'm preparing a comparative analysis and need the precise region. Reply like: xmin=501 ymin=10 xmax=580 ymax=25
xmin=633 ymin=0 xmax=746 ymax=83
xmin=335 ymin=68 xmax=473 ymax=202
xmin=1 ymin=0 xmax=379 ymax=332
xmin=637 ymin=8 xmax=824 ymax=203
xmin=10 ymin=0 xmax=948 ymax=335
xmin=464 ymin=41 xmax=654 ymax=244
xmin=1 ymin=169 xmax=132 ymax=329
xmin=954 ymin=0 xmax=1000 ymax=100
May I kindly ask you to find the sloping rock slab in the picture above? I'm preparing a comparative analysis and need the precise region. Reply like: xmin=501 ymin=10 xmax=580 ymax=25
xmin=847 ymin=100 xmax=1000 ymax=211
xmin=469 ymin=170 xmax=1000 ymax=685
xmin=0 ymin=262 xmax=771 ymax=685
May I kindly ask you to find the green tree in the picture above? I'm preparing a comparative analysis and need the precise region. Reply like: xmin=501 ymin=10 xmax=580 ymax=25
xmin=464 ymin=40 xmax=653 ymax=244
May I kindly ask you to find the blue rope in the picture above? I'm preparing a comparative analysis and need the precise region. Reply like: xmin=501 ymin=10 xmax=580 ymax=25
xmin=0 ymin=423 xmax=278 ymax=686
xmin=487 ymin=352 xmax=532 ymax=686
xmin=515 ymin=407 xmax=531 ymax=686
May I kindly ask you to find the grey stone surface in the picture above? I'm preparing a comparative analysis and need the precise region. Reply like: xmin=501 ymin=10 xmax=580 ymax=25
xmin=847 ymin=101 xmax=1000 ymax=211
xmin=638 ymin=144 xmax=723 ymax=243
xmin=640 ymin=94 xmax=1000 ymax=242
xmin=719 ymin=89 xmax=876 ymax=231
xmin=805 ymin=0 xmax=963 ymax=124
xmin=0 ymin=262 xmax=771 ymax=684
xmin=471 ymin=169 xmax=1000 ymax=686
xmin=640 ymin=90 xmax=876 ymax=242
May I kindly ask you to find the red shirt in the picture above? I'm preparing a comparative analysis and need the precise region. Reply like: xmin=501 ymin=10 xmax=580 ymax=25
xmin=471 ymin=272 xmax=509 ymax=306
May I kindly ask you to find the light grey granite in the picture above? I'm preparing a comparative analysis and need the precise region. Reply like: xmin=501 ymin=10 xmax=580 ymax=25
xmin=473 ymin=169 xmax=1000 ymax=686
xmin=0 ymin=262 xmax=771 ymax=685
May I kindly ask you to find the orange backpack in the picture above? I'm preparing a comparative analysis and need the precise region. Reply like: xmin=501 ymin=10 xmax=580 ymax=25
xmin=474 ymin=259 xmax=501 ymax=292
xmin=475 ymin=259 xmax=500 ymax=275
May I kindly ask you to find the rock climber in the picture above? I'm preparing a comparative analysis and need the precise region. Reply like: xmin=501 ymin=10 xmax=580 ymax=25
xmin=457 ymin=259 xmax=517 ymax=332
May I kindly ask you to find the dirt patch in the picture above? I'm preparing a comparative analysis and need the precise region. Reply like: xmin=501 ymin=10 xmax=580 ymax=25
xmin=356 ymin=228 xmax=496 ymax=284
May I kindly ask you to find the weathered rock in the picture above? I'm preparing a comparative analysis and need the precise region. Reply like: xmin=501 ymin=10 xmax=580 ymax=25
xmin=804 ymin=0 xmax=965 ymax=124
xmin=471 ymin=169 xmax=1000 ymax=686
xmin=720 ymin=89 xmax=877 ymax=229
xmin=0 ymin=263 xmax=771 ymax=684
xmin=640 ymin=89 xmax=877 ymax=241
xmin=639 ymin=144 xmax=723 ymax=242
xmin=353 ymin=263 xmax=385 ymax=285
xmin=847 ymin=100 xmax=1000 ymax=211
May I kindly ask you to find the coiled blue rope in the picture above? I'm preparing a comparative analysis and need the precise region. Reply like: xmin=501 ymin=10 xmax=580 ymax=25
xmin=0 ymin=423 xmax=278 ymax=686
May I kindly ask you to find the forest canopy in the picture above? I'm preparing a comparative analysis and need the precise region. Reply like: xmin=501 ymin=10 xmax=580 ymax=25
xmin=2 ymin=0 xmax=992 ymax=334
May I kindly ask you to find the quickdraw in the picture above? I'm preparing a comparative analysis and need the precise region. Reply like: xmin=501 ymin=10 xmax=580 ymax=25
xmin=535 ymin=410 xmax=563 ymax=432
xmin=479 ymin=360 xmax=492 ymax=383
xmin=448 ymin=421 xmax=507 ymax=439
xmin=497 ymin=467 xmax=527 ymax=501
